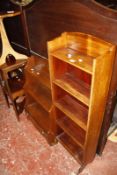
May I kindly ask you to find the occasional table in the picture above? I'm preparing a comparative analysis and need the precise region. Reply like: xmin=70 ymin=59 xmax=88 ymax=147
xmin=0 ymin=10 xmax=28 ymax=66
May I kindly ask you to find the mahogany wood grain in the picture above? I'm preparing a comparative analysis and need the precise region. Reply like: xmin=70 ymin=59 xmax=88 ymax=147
xmin=48 ymin=32 xmax=116 ymax=165
xmin=26 ymin=0 xmax=117 ymax=56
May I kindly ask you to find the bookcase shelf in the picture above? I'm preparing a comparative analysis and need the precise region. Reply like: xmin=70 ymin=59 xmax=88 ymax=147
xmin=57 ymin=132 xmax=83 ymax=163
xmin=24 ymin=82 xmax=51 ymax=112
xmin=25 ymin=65 xmax=51 ymax=90
xmin=53 ymin=73 xmax=90 ymax=106
xmin=25 ymin=95 xmax=50 ymax=133
xmin=54 ymin=94 xmax=88 ymax=131
xmin=51 ymin=47 xmax=93 ymax=74
xmin=56 ymin=109 xmax=86 ymax=148
xmin=48 ymin=32 xmax=116 ymax=166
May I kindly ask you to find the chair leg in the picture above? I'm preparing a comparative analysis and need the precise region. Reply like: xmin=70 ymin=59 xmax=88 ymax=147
xmin=1 ymin=87 xmax=10 ymax=107
xmin=12 ymin=99 xmax=20 ymax=120
xmin=4 ymin=92 xmax=10 ymax=107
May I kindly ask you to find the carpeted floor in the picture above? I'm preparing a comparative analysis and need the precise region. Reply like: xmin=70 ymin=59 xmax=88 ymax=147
xmin=0 ymin=88 xmax=117 ymax=175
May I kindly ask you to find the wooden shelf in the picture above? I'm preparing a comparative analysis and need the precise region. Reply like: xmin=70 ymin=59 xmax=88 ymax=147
xmin=56 ymin=114 xmax=85 ymax=148
xmin=55 ymin=94 xmax=88 ymax=131
xmin=26 ymin=101 xmax=50 ymax=132
xmin=7 ymin=77 xmax=25 ymax=99
xmin=51 ymin=47 xmax=93 ymax=74
xmin=24 ymin=83 xmax=52 ymax=112
xmin=57 ymin=132 xmax=83 ymax=163
xmin=53 ymin=73 xmax=90 ymax=106
xmin=0 ymin=59 xmax=27 ymax=74
xmin=25 ymin=65 xmax=51 ymax=90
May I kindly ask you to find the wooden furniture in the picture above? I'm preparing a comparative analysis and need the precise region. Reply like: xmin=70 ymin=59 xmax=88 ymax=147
xmin=24 ymin=56 xmax=53 ymax=143
xmin=0 ymin=59 xmax=27 ymax=117
xmin=48 ymin=32 xmax=116 ymax=170
xmin=26 ymin=0 xmax=117 ymax=154
xmin=0 ymin=10 xmax=28 ymax=66
xmin=0 ymin=0 xmax=33 ymax=56
xmin=5 ymin=0 xmax=117 ymax=155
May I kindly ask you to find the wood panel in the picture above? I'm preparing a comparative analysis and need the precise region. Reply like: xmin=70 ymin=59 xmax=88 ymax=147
xmin=26 ymin=0 xmax=117 ymax=56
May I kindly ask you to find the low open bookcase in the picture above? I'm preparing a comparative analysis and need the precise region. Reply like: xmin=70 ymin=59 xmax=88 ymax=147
xmin=24 ymin=56 xmax=53 ymax=143
xmin=48 ymin=32 xmax=116 ymax=169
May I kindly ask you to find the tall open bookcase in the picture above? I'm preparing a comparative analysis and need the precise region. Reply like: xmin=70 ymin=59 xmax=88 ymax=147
xmin=48 ymin=32 xmax=116 ymax=169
